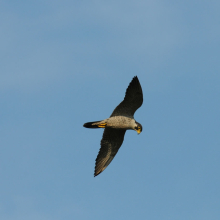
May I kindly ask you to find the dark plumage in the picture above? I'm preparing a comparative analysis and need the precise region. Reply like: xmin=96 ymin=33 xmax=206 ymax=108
xmin=111 ymin=76 xmax=143 ymax=117
xmin=83 ymin=76 xmax=143 ymax=176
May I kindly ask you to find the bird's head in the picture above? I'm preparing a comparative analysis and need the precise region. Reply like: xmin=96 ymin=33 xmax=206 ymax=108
xmin=134 ymin=122 xmax=142 ymax=134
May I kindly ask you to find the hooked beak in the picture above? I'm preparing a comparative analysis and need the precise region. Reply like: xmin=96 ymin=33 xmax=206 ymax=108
xmin=137 ymin=129 xmax=141 ymax=134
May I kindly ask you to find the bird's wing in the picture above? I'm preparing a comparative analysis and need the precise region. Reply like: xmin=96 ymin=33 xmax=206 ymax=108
xmin=110 ymin=76 xmax=143 ymax=117
xmin=94 ymin=128 xmax=126 ymax=176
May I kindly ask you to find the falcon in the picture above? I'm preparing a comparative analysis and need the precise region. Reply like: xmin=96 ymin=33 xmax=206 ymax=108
xmin=83 ymin=76 xmax=143 ymax=176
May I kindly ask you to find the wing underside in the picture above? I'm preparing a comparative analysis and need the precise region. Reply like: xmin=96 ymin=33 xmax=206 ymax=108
xmin=94 ymin=128 xmax=126 ymax=176
xmin=110 ymin=76 xmax=143 ymax=117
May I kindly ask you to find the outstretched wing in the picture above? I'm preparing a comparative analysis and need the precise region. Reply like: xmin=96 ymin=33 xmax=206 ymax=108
xmin=110 ymin=76 xmax=143 ymax=117
xmin=94 ymin=128 xmax=126 ymax=176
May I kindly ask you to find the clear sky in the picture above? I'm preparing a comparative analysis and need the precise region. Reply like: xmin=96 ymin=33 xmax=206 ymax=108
xmin=1 ymin=0 xmax=220 ymax=219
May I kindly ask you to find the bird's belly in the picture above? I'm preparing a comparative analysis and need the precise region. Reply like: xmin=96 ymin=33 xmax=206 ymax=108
xmin=106 ymin=116 xmax=133 ymax=129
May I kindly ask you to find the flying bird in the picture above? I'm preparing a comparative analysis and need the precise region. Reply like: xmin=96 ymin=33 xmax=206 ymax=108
xmin=83 ymin=76 xmax=143 ymax=176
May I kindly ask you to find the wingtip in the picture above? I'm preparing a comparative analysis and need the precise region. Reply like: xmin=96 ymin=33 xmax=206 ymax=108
xmin=133 ymin=75 xmax=139 ymax=81
xmin=129 ymin=76 xmax=140 ymax=86
xmin=94 ymin=171 xmax=100 ymax=177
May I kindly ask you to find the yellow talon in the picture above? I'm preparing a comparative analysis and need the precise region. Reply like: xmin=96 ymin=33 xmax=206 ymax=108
xmin=98 ymin=123 xmax=107 ymax=128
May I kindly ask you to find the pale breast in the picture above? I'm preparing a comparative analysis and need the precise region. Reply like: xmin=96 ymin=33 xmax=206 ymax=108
xmin=106 ymin=116 xmax=134 ymax=129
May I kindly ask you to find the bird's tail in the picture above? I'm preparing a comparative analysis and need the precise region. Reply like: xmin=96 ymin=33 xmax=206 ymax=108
xmin=83 ymin=120 xmax=107 ymax=128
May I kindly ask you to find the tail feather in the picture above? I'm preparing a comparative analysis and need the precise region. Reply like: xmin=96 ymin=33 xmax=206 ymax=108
xmin=83 ymin=121 xmax=102 ymax=128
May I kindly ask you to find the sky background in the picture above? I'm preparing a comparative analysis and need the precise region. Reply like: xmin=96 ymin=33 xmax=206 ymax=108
xmin=0 ymin=0 xmax=220 ymax=219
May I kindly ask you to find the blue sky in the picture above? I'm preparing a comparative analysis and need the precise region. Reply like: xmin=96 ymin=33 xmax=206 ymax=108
xmin=0 ymin=0 xmax=220 ymax=219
